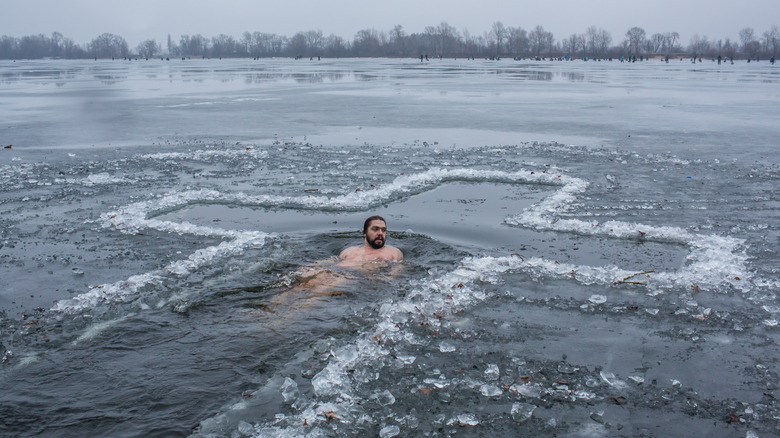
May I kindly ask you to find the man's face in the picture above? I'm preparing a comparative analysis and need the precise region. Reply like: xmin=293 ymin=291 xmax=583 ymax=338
xmin=364 ymin=220 xmax=387 ymax=249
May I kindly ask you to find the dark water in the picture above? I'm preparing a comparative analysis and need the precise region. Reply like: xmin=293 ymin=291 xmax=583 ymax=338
xmin=0 ymin=58 xmax=778 ymax=437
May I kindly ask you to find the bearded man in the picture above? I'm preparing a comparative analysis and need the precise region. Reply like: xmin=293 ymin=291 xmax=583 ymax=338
xmin=338 ymin=215 xmax=403 ymax=267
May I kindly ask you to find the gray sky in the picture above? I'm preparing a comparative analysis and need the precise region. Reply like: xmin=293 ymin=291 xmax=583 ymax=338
xmin=3 ymin=0 xmax=778 ymax=48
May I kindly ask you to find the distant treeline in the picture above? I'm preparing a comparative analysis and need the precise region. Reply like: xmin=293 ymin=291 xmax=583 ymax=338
xmin=1 ymin=22 xmax=778 ymax=60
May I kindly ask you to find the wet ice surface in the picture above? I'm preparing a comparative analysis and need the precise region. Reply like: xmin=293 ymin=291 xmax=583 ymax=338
xmin=0 ymin=58 xmax=779 ymax=437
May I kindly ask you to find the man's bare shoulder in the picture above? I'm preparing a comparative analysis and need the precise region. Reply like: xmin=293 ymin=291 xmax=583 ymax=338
xmin=339 ymin=246 xmax=361 ymax=260
xmin=386 ymin=245 xmax=403 ymax=261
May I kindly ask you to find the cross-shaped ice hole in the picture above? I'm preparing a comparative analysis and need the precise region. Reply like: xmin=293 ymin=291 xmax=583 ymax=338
xmin=52 ymin=167 xmax=749 ymax=314
xmin=154 ymin=181 xmax=687 ymax=272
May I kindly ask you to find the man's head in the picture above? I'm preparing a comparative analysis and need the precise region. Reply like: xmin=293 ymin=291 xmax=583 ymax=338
xmin=363 ymin=215 xmax=387 ymax=249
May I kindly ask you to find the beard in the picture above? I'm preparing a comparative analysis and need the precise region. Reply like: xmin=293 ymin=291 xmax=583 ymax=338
xmin=367 ymin=235 xmax=385 ymax=249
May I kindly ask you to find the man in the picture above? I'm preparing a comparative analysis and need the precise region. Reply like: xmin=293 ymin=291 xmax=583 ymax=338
xmin=338 ymin=215 xmax=403 ymax=267
xmin=270 ymin=216 xmax=403 ymax=307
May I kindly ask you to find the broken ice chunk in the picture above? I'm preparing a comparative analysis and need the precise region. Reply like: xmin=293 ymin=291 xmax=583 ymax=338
xmin=511 ymin=402 xmax=536 ymax=423
xmin=588 ymin=294 xmax=607 ymax=304
xmin=484 ymin=363 xmax=500 ymax=380
xmin=479 ymin=384 xmax=503 ymax=397
xmin=379 ymin=425 xmax=400 ymax=438
xmin=456 ymin=414 xmax=479 ymax=426
xmin=599 ymin=371 xmax=627 ymax=389
xmin=439 ymin=341 xmax=456 ymax=353
xmin=280 ymin=377 xmax=298 ymax=403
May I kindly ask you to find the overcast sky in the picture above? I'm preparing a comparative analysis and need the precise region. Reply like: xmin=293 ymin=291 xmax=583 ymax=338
xmin=3 ymin=0 xmax=778 ymax=48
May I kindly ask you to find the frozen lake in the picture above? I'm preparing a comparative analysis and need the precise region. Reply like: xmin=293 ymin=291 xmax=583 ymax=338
xmin=0 ymin=57 xmax=779 ymax=437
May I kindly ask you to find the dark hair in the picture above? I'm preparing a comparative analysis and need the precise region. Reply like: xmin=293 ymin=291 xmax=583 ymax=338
xmin=363 ymin=215 xmax=386 ymax=234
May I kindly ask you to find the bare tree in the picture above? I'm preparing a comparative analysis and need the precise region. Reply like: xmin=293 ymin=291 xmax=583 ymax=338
xmin=210 ymin=34 xmax=238 ymax=57
xmin=688 ymin=34 xmax=710 ymax=59
xmin=60 ymin=35 xmax=83 ymax=58
xmin=713 ymin=39 xmax=724 ymax=57
xmin=664 ymin=32 xmax=680 ymax=54
xmin=490 ymin=21 xmax=507 ymax=56
xmin=48 ymin=31 xmax=64 ymax=57
xmin=167 ymin=34 xmax=178 ymax=56
xmin=624 ymin=27 xmax=646 ymax=56
xmin=241 ymin=32 xmax=286 ymax=57
xmin=595 ymin=28 xmax=612 ymax=57
xmin=646 ymin=33 xmax=665 ymax=53
xmin=285 ymin=30 xmax=326 ymax=57
xmin=18 ymin=34 xmax=51 ymax=58
xmin=388 ymin=25 xmax=406 ymax=56
xmin=378 ymin=30 xmax=389 ymax=49
xmin=669 ymin=32 xmax=680 ymax=51
xmin=528 ymin=25 xmax=554 ymax=56
xmin=739 ymin=27 xmax=756 ymax=48
xmin=288 ymin=32 xmax=308 ymax=56
xmin=507 ymin=26 xmax=528 ymax=57
xmin=389 ymin=24 xmax=406 ymax=42
xmin=179 ymin=34 xmax=208 ymax=57
xmin=88 ymin=33 xmax=129 ymax=58
xmin=136 ymin=39 xmax=160 ymax=58
xmin=562 ymin=33 xmax=585 ymax=56
xmin=723 ymin=38 xmax=737 ymax=59
xmin=241 ymin=32 xmax=253 ymax=56
xmin=0 ymin=36 xmax=19 ymax=59
xmin=739 ymin=27 xmax=760 ymax=58
xmin=304 ymin=30 xmax=324 ymax=54
xmin=438 ymin=22 xmax=460 ymax=56
xmin=461 ymin=28 xmax=481 ymax=57
xmin=353 ymin=28 xmax=382 ymax=56
xmin=585 ymin=26 xmax=611 ymax=57
xmin=269 ymin=34 xmax=287 ymax=56
xmin=762 ymin=25 xmax=779 ymax=57
xmin=324 ymin=34 xmax=348 ymax=57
